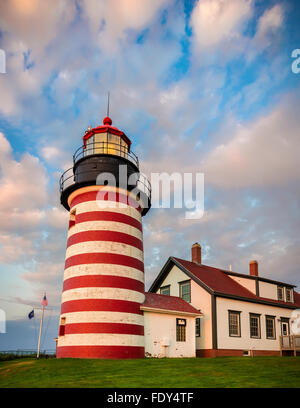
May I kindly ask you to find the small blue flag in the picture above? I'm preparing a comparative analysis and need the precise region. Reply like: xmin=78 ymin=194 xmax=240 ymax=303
xmin=28 ymin=310 xmax=34 ymax=319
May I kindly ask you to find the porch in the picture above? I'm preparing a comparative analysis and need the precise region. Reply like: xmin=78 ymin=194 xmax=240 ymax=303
xmin=279 ymin=335 xmax=300 ymax=356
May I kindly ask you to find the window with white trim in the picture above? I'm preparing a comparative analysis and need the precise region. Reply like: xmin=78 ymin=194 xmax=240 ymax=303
xmin=266 ymin=316 xmax=276 ymax=339
xmin=286 ymin=288 xmax=293 ymax=303
xmin=179 ymin=281 xmax=191 ymax=303
xmin=160 ymin=285 xmax=170 ymax=296
xmin=176 ymin=318 xmax=186 ymax=342
xmin=228 ymin=311 xmax=241 ymax=337
xmin=250 ymin=314 xmax=261 ymax=338
xmin=277 ymin=286 xmax=284 ymax=301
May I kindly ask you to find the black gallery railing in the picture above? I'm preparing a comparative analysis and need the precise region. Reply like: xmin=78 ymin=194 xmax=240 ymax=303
xmin=73 ymin=141 xmax=139 ymax=168
xmin=59 ymin=142 xmax=151 ymax=204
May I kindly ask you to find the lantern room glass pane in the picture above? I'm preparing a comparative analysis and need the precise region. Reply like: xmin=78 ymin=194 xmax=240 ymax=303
xmin=94 ymin=133 xmax=107 ymax=154
xmin=120 ymin=138 xmax=128 ymax=159
xmin=84 ymin=135 xmax=94 ymax=156
xmin=107 ymin=133 xmax=120 ymax=155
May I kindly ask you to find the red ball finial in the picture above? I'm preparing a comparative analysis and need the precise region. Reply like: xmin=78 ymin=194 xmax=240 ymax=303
xmin=103 ymin=116 xmax=112 ymax=126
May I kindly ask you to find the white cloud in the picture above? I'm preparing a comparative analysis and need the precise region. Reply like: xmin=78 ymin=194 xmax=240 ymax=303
xmin=202 ymin=92 xmax=300 ymax=188
xmin=190 ymin=0 xmax=253 ymax=48
xmin=79 ymin=0 xmax=171 ymax=52
xmin=40 ymin=146 xmax=72 ymax=171
xmin=0 ymin=133 xmax=48 ymax=211
xmin=0 ymin=0 xmax=76 ymax=55
xmin=0 ymin=0 xmax=77 ymax=117
xmin=0 ymin=234 xmax=35 ymax=263
xmin=255 ymin=4 xmax=284 ymax=44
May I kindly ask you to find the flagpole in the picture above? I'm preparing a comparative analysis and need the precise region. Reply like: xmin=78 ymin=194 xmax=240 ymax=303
xmin=37 ymin=304 xmax=45 ymax=359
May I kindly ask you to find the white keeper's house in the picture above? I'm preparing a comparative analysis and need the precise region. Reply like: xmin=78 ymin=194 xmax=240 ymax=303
xmin=148 ymin=243 xmax=300 ymax=357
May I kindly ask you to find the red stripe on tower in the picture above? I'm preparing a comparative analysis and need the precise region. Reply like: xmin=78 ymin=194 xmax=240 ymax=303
xmin=67 ymin=230 xmax=143 ymax=251
xmin=60 ymin=298 xmax=144 ymax=314
xmin=64 ymin=322 xmax=144 ymax=335
xmin=75 ymin=211 xmax=143 ymax=231
xmin=56 ymin=345 xmax=145 ymax=359
xmin=63 ymin=275 xmax=145 ymax=293
xmin=70 ymin=190 xmax=142 ymax=214
xmin=64 ymin=252 xmax=144 ymax=272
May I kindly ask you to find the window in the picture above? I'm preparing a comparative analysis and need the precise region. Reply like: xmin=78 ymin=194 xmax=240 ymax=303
xmin=286 ymin=288 xmax=293 ymax=303
xmin=69 ymin=209 xmax=76 ymax=229
xmin=266 ymin=316 xmax=276 ymax=339
xmin=249 ymin=314 xmax=261 ymax=338
xmin=195 ymin=318 xmax=201 ymax=337
xmin=179 ymin=281 xmax=191 ymax=303
xmin=59 ymin=317 xmax=66 ymax=336
xmin=281 ymin=318 xmax=290 ymax=336
xmin=160 ymin=285 xmax=170 ymax=296
xmin=176 ymin=318 xmax=186 ymax=342
xmin=228 ymin=311 xmax=241 ymax=337
xmin=277 ymin=286 xmax=284 ymax=301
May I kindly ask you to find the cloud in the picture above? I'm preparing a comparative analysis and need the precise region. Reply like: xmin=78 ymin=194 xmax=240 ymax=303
xmin=0 ymin=0 xmax=77 ymax=117
xmin=40 ymin=146 xmax=72 ymax=171
xmin=0 ymin=133 xmax=48 ymax=211
xmin=0 ymin=234 xmax=36 ymax=263
xmin=0 ymin=0 xmax=76 ymax=55
xmin=79 ymin=0 xmax=171 ymax=52
xmin=0 ymin=133 xmax=67 ymax=301
xmin=190 ymin=0 xmax=253 ymax=48
xmin=202 ymin=91 xmax=300 ymax=188
xmin=255 ymin=4 xmax=284 ymax=45
xmin=190 ymin=1 xmax=285 ymax=63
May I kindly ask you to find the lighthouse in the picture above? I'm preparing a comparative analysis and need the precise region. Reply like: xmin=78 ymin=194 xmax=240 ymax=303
xmin=56 ymin=115 xmax=151 ymax=359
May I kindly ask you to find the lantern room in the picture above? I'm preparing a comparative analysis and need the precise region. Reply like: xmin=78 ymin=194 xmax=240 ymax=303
xmin=60 ymin=115 xmax=151 ymax=215
xmin=81 ymin=116 xmax=132 ymax=160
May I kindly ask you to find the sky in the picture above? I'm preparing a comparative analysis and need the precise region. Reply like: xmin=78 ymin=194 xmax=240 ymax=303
xmin=0 ymin=0 xmax=300 ymax=351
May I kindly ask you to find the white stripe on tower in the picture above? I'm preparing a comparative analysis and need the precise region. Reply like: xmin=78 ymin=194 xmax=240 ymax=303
xmin=67 ymin=221 xmax=142 ymax=241
xmin=63 ymin=264 xmax=144 ymax=283
xmin=64 ymin=311 xmax=144 ymax=325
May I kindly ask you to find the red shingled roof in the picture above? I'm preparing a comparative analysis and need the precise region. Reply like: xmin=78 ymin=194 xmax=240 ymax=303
xmin=173 ymin=257 xmax=300 ymax=308
xmin=294 ymin=291 xmax=300 ymax=307
xmin=142 ymin=292 xmax=201 ymax=315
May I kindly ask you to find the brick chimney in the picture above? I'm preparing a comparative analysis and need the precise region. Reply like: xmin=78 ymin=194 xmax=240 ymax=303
xmin=192 ymin=243 xmax=201 ymax=264
xmin=249 ymin=260 xmax=258 ymax=277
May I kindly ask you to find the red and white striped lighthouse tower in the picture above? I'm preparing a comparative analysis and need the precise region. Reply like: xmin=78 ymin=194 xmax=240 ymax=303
xmin=56 ymin=116 xmax=151 ymax=359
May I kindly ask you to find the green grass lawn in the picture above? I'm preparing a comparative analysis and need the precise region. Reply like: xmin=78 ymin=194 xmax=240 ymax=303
xmin=0 ymin=356 xmax=299 ymax=388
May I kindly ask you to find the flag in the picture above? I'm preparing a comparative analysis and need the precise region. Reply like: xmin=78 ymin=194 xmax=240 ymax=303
xmin=41 ymin=294 xmax=48 ymax=307
xmin=28 ymin=310 xmax=34 ymax=319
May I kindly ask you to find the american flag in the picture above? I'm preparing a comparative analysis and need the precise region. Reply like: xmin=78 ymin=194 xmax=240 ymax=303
xmin=41 ymin=294 xmax=48 ymax=307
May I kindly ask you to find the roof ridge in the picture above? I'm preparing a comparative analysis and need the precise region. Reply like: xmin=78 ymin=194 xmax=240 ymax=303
xmin=172 ymin=256 xmax=296 ymax=288
xmin=173 ymin=256 xmax=257 ymax=299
